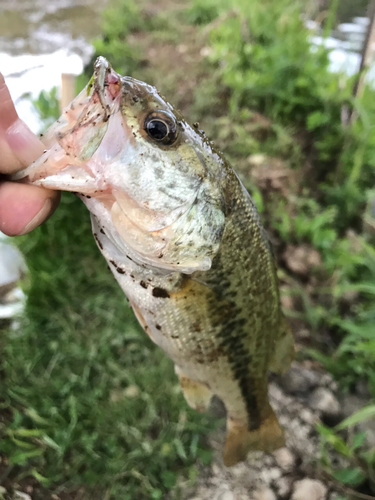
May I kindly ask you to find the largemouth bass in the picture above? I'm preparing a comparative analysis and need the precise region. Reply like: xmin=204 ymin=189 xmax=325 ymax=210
xmin=15 ymin=57 xmax=294 ymax=466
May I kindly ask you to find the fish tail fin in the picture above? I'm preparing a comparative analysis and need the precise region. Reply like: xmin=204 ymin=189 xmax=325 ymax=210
xmin=222 ymin=407 xmax=285 ymax=467
xmin=269 ymin=314 xmax=295 ymax=374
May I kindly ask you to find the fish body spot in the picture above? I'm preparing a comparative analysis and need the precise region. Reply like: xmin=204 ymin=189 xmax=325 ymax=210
xmin=152 ymin=287 xmax=170 ymax=299
xmin=93 ymin=233 xmax=103 ymax=250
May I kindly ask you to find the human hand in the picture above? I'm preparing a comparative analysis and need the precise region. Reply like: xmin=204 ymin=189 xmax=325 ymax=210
xmin=0 ymin=72 xmax=60 ymax=236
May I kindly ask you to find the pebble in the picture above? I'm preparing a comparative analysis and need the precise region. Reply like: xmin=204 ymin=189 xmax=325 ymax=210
xmin=328 ymin=494 xmax=341 ymax=500
xmin=14 ymin=492 xmax=32 ymax=500
xmin=299 ymin=408 xmax=318 ymax=425
xmin=291 ymin=479 xmax=327 ymax=500
xmin=215 ymin=490 xmax=234 ymax=500
xmin=211 ymin=463 xmax=221 ymax=476
xmin=253 ymin=486 xmax=276 ymax=500
xmin=280 ymin=364 xmax=321 ymax=395
xmin=320 ymin=374 xmax=338 ymax=392
xmin=283 ymin=244 xmax=322 ymax=276
xmin=273 ymin=447 xmax=296 ymax=472
xmin=355 ymin=379 xmax=371 ymax=398
xmin=309 ymin=388 xmax=341 ymax=418
xmin=260 ymin=466 xmax=282 ymax=483
xmin=275 ymin=476 xmax=293 ymax=498
xmin=248 ymin=153 xmax=267 ymax=166
xmin=269 ymin=382 xmax=285 ymax=403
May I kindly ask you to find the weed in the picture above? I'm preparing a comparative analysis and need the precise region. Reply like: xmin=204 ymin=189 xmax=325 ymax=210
xmin=317 ymin=405 xmax=375 ymax=493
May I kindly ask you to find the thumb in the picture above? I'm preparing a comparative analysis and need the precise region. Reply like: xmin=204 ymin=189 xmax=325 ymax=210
xmin=0 ymin=72 xmax=45 ymax=173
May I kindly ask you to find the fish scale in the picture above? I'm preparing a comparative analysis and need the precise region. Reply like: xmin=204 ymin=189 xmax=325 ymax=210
xmin=14 ymin=57 xmax=295 ymax=466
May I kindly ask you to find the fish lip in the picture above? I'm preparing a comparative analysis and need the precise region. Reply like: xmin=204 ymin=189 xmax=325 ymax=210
xmin=93 ymin=57 xmax=121 ymax=120
xmin=94 ymin=57 xmax=110 ymax=118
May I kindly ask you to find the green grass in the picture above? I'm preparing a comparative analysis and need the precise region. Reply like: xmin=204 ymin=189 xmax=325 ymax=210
xmin=1 ymin=195 xmax=214 ymax=499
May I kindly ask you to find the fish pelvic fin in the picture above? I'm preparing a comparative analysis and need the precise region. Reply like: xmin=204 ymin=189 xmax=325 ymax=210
xmin=269 ymin=314 xmax=295 ymax=374
xmin=175 ymin=367 xmax=213 ymax=413
xmin=222 ymin=407 xmax=285 ymax=467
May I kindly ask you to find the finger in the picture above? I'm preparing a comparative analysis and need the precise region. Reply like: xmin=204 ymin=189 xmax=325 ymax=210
xmin=0 ymin=182 xmax=60 ymax=236
xmin=0 ymin=73 xmax=45 ymax=172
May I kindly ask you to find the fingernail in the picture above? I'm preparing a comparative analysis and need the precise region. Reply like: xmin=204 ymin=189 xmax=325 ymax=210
xmin=5 ymin=120 xmax=45 ymax=167
xmin=0 ymin=73 xmax=20 ymax=131
xmin=18 ymin=197 xmax=53 ymax=235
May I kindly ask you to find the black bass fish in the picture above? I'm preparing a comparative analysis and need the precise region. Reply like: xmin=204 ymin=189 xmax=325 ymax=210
xmin=14 ymin=57 xmax=294 ymax=466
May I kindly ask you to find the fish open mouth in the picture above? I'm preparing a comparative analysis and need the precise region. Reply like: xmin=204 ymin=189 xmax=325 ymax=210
xmin=11 ymin=57 xmax=123 ymax=192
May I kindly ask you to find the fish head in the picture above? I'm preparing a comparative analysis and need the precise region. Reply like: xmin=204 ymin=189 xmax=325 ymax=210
xmin=14 ymin=57 xmax=226 ymax=273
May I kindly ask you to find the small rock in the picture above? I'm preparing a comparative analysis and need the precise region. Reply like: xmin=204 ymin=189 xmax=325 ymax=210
xmin=248 ymin=153 xmax=267 ymax=166
xmin=320 ymin=373 xmax=334 ymax=388
xmin=229 ymin=462 xmax=257 ymax=484
xmin=253 ymin=486 xmax=276 ymax=500
xmin=340 ymin=394 xmax=369 ymax=418
xmin=273 ymin=447 xmax=296 ymax=472
xmin=299 ymin=408 xmax=318 ymax=425
xmin=0 ymin=486 xmax=6 ymax=495
xmin=260 ymin=467 xmax=281 ymax=484
xmin=14 ymin=492 xmax=32 ymax=500
xmin=291 ymin=479 xmax=327 ymax=500
xmin=283 ymin=244 xmax=322 ymax=276
xmin=268 ymin=382 xmax=284 ymax=403
xmin=200 ymin=46 xmax=212 ymax=57
xmin=280 ymin=293 xmax=294 ymax=310
xmin=355 ymin=379 xmax=371 ymax=399
xmin=215 ymin=490 xmax=234 ymax=500
xmin=280 ymin=364 xmax=320 ymax=395
xmin=211 ymin=463 xmax=221 ymax=476
xmin=309 ymin=388 xmax=341 ymax=418
xmin=328 ymin=494 xmax=341 ymax=500
xmin=275 ymin=476 xmax=293 ymax=498
xmin=296 ymin=328 xmax=310 ymax=340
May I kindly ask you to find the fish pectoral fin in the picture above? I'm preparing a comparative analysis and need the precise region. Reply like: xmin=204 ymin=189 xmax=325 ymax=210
xmin=269 ymin=315 xmax=295 ymax=374
xmin=175 ymin=367 xmax=213 ymax=413
xmin=223 ymin=408 xmax=285 ymax=467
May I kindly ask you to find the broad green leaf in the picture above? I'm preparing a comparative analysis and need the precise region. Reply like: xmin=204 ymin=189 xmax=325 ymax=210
xmin=316 ymin=424 xmax=351 ymax=457
xmin=352 ymin=431 xmax=367 ymax=450
xmin=335 ymin=405 xmax=375 ymax=431
xmin=333 ymin=467 xmax=366 ymax=486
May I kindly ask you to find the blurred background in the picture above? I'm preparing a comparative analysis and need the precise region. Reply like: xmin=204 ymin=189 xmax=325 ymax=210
xmin=1 ymin=1 xmax=375 ymax=499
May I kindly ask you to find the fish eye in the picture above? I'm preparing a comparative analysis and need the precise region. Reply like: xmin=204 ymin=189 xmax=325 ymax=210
xmin=144 ymin=111 xmax=178 ymax=145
